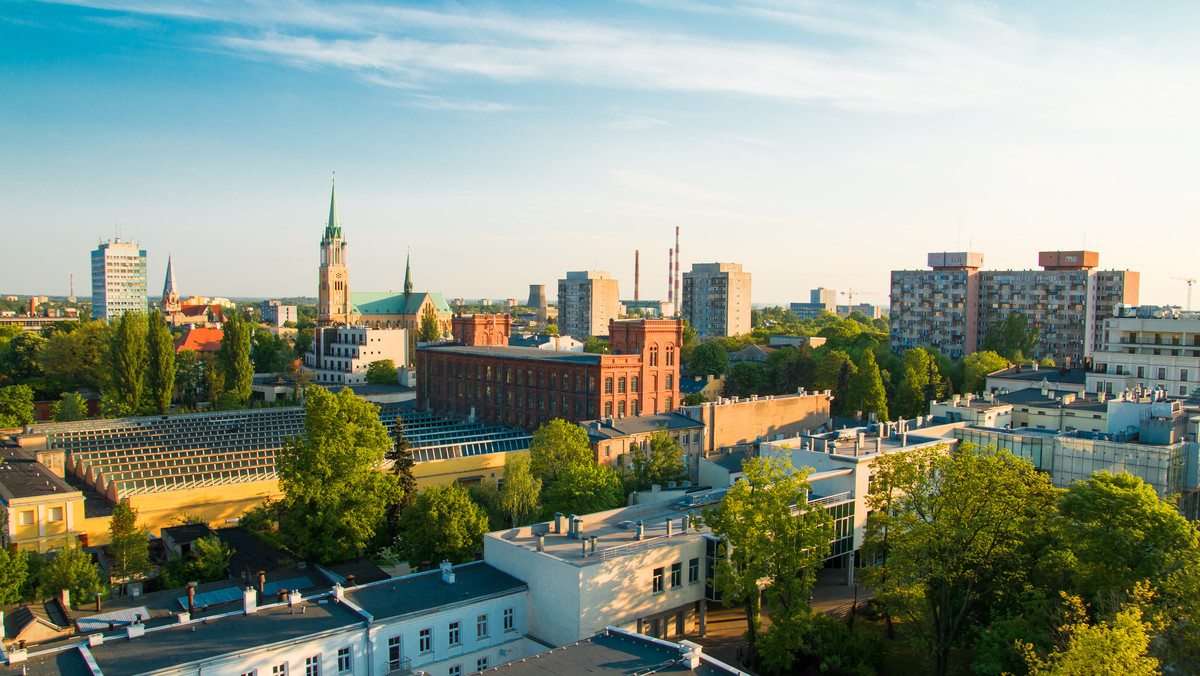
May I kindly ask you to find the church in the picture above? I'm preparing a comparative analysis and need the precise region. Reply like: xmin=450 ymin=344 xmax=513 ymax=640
xmin=316 ymin=180 xmax=452 ymax=355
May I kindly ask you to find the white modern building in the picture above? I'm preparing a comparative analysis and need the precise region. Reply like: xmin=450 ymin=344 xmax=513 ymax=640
xmin=305 ymin=326 xmax=410 ymax=386
xmin=91 ymin=237 xmax=148 ymax=321
xmin=1088 ymin=314 xmax=1200 ymax=398
xmin=261 ymin=300 xmax=298 ymax=327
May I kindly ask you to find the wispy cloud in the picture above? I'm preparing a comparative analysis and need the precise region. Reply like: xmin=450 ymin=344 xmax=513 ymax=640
xmin=610 ymin=114 xmax=669 ymax=130
xmin=37 ymin=0 xmax=1200 ymax=129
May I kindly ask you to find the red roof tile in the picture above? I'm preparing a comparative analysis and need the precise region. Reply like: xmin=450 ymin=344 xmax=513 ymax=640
xmin=174 ymin=327 xmax=224 ymax=353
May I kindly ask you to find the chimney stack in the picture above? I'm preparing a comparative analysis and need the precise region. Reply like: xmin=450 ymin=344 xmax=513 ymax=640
xmin=636 ymin=520 xmax=645 ymax=541
xmin=668 ymin=248 xmax=674 ymax=303
xmin=186 ymin=583 xmax=196 ymax=614
xmin=674 ymin=226 xmax=681 ymax=310
xmin=634 ymin=250 xmax=640 ymax=302
xmin=346 ymin=574 xmax=356 ymax=587
xmin=243 ymin=587 xmax=257 ymax=615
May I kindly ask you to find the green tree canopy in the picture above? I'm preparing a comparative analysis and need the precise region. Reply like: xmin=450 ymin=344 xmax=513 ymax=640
xmin=108 ymin=500 xmax=149 ymax=580
xmin=39 ymin=321 xmax=105 ymax=393
xmin=145 ymin=311 xmax=175 ymax=414
xmin=277 ymin=387 xmax=401 ymax=562
xmin=0 ymin=546 xmax=28 ymax=604
xmin=53 ymin=391 xmax=88 ymax=422
xmin=540 ymin=461 xmax=625 ymax=517
xmin=628 ymin=429 xmax=688 ymax=492
xmin=190 ymin=535 xmax=233 ymax=582
xmin=0 ymin=384 xmax=35 ymax=428
xmin=251 ymin=329 xmax=293 ymax=374
xmin=962 ymin=350 xmax=1010 ymax=393
xmin=107 ymin=312 xmax=148 ymax=416
xmin=398 ymin=483 xmax=490 ymax=567
xmin=529 ymin=419 xmax=593 ymax=482
xmin=688 ymin=341 xmax=729 ymax=378
xmin=723 ymin=361 xmax=767 ymax=397
xmin=365 ymin=359 xmax=399 ymax=385
xmin=218 ymin=312 xmax=253 ymax=403
xmin=418 ymin=304 xmax=440 ymax=342
xmin=847 ymin=349 xmax=888 ymax=421
xmin=861 ymin=443 xmax=1060 ymax=676
xmin=1021 ymin=593 xmax=1159 ymax=676
xmin=982 ymin=312 xmax=1041 ymax=363
xmin=39 ymin=546 xmax=105 ymax=602
xmin=0 ymin=331 xmax=45 ymax=385
xmin=499 ymin=452 xmax=542 ymax=527
xmin=701 ymin=457 xmax=835 ymax=669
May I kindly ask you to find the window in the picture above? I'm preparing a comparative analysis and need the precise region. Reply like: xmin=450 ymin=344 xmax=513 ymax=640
xmin=449 ymin=621 xmax=461 ymax=647
xmin=477 ymin=613 xmax=488 ymax=638
xmin=631 ymin=399 xmax=639 ymax=416
xmin=631 ymin=376 xmax=639 ymax=393
xmin=272 ymin=665 xmax=288 ymax=676
xmin=652 ymin=567 xmax=664 ymax=594
xmin=305 ymin=655 xmax=320 ymax=676
xmin=689 ymin=557 xmax=700 ymax=584
xmin=419 ymin=628 xmax=432 ymax=653
xmin=448 ymin=666 xmax=462 ymax=676
xmin=605 ymin=377 xmax=613 ymax=394
xmin=241 ymin=671 xmax=257 ymax=676
xmin=665 ymin=374 xmax=673 ymax=390
xmin=504 ymin=607 xmax=515 ymax=632
xmin=665 ymin=397 xmax=673 ymax=411
xmin=47 ymin=507 xmax=63 ymax=522
xmin=337 ymin=647 xmax=352 ymax=673
xmin=477 ymin=658 xmax=489 ymax=671
xmin=617 ymin=377 xmax=626 ymax=393
xmin=671 ymin=562 xmax=682 ymax=588
xmin=666 ymin=346 xmax=675 ymax=366
xmin=1183 ymin=369 xmax=1190 ymax=382
xmin=18 ymin=511 xmax=33 ymax=526
xmin=604 ymin=401 xmax=613 ymax=417
xmin=618 ymin=401 xmax=626 ymax=417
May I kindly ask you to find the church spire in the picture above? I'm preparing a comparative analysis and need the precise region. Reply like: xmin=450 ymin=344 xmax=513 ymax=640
xmin=403 ymin=250 xmax=413 ymax=295
xmin=162 ymin=254 xmax=180 ymax=312
xmin=324 ymin=178 xmax=342 ymax=241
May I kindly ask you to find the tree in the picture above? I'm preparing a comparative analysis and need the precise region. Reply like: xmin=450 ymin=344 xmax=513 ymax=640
xmin=276 ymin=387 xmax=401 ymax=562
xmin=38 ymin=545 xmax=105 ymax=602
xmin=398 ymin=483 xmax=489 ymax=567
xmin=583 ymin=336 xmax=609 ymax=354
xmin=723 ymin=361 xmax=767 ymax=397
xmin=108 ymin=311 xmax=148 ymax=416
xmin=1021 ymin=592 xmax=1159 ymax=676
xmin=540 ymin=461 xmax=625 ymax=517
xmin=108 ymin=500 xmax=149 ymax=580
xmin=528 ymin=419 xmax=593 ymax=482
xmin=175 ymin=349 xmax=203 ymax=408
xmin=0 ymin=546 xmax=28 ymax=604
xmin=0 ymin=331 xmax=45 ymax=384
xmin=499 ymin=453 xmax=541 ymax=527
xmin=39 ymin=321 xmax=105 ymax=393
xmin=53 ymin=391 xmax=88 ymax=422
xmin=190 ymin=535 xmax=233 ymax=582
xmin=680 ymin=320 xmax=699 ymax=364
xmin=365 ymin=359 xmax=399 ymax=385
xmin=847 ymin=349 xmax=888 ymax=421
xmin=145 ymin=311 xmax=175 ymax=414
xmin=0 ymin=384 xmax=35 ymax=428
xmin=812 ymin=349 xmax=854 ymax=393
xmin=218 ymin=312 xmax=253 ymax=403
xmin=961 ymin=350 xmax=1010 ymax=393
xmin=700 ymin=457 xmax=834 ymax=668
xmin=861 ymin=443 xmax=1060 ymax=676
xmin=386 ymin=416 xmax=418 ymax=533
xmin=418 ymin=304 xmax=441 ymax=342
xmin=252 ymin=329 xmax=292 ymax=374
xmin=688 ymin=342 xmax=729 ymax=378
xmin=629 ymin=429 xmax=688 ymax=491
xmin=982 ymin=312 xmax=1041 ymax=362
xmin=1057 ymin=472 xmax=1196 ymax=603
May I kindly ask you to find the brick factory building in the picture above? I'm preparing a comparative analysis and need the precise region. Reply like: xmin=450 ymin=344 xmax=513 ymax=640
xmin=418 ymin=316 xmax=683 ymax=430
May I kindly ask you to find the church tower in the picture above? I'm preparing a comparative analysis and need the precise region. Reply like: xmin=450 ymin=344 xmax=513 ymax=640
xmin=317 ymin=180 xmax=350 ymax=327
xmin=162 ymin=254 xmax=181 ymax=313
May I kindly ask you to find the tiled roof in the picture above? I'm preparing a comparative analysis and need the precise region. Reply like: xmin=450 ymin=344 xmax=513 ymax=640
xmin=173 ymin=327 xmax=223 ymax=353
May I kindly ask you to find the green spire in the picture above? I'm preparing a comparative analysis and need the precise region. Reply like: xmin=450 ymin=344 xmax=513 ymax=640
xmin=324 ymin=178 xmax=342 ymax=240
xmin=404 ymin=251 xmax=413 ymax=295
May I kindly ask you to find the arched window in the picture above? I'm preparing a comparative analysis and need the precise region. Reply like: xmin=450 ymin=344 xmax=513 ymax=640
xmin=618 ymin=401 xmax=626 ymax=417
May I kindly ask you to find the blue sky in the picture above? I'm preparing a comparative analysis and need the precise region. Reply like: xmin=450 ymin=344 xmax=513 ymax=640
xmin=3 ymin=0 xmax=1198 ymax=307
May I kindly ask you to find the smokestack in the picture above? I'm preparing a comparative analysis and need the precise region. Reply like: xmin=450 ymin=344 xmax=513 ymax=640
xmin=674 ymin=226 xmax=680 ymax=310
xmin=186 ymin=583 xmax=196 ymax=614
xmin=668 ymin=248 xmax=674 ymax=303
xmin=634 ymin=250 xmax=640 ymax=302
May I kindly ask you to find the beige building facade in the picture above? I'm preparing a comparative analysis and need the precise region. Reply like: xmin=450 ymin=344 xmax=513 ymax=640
xmin=557 ymin=271 xmax=620 ymax=339
xmin=681 ymin=263 xmax=752 ymax=339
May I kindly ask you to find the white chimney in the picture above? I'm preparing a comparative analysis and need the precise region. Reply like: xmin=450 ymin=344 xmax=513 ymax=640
xmin=287 ymin=590 xmax=302 ymax=606
xmin=440 ymin=560 xmax=456 ymax=584
xmin=244 ymin=587 xmax=258 ymax=614
xmin=679 ymin=640 xmax=703 ymax=669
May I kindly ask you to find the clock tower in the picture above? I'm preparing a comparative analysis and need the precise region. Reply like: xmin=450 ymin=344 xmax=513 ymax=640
xmin=317 ymin=180 xmax=350 ymax=327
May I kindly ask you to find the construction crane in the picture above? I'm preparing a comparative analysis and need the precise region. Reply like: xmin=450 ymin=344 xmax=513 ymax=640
xmin=839 ymin=289 xmax=883 ymax=307
xmin=1173 ymin=277 xmax=1197 ymax=311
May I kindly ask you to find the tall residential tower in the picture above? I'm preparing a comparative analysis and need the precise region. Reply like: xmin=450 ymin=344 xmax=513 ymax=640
xmin=681 ymin=263 xmax=752 ymax=340
xmin=90 ymin=238 xmax=147 ymax=321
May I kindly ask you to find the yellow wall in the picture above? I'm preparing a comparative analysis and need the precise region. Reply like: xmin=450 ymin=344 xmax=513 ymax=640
xmin=412 ymin=450 xmax=523 ymax=490
xmin=6 ymin=496 xmax=86 ymax=553
xmin=122 ymin=479 xmax=284 ymax=537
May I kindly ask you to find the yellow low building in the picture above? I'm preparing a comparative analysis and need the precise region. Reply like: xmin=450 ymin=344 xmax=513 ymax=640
xmin=1 ymin=446 xmax=86 ymax=553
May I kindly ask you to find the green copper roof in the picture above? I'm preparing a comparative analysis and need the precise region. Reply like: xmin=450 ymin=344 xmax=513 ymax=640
xmin=350 ymin=291 xmax=452 ymax=316
xmin=323 ymin=180 xmax=343 ymax=241
xmin=403 ymin=252 xmax=413 ymax=295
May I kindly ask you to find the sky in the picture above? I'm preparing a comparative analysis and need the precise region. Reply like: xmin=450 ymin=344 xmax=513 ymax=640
xmin=2 ymin=0 xmax=1199 ymax=307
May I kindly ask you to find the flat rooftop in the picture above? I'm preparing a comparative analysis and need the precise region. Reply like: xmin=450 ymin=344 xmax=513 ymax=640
xmin=418 ymin=344 xmax=604 ymax=364
xmin=488 ymin=629 xmax=744 ymax=675
xmin=343 ymin=562 xmax=526 ymax=621
xmin=988 ymin=366 xmax=1087 ymax=385
xmin=582 ymin=413 xmax=704 ymax=441
xmin=0 ymin=446 xmax=80 ymax=501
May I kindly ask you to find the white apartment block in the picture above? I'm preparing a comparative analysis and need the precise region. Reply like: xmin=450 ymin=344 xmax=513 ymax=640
xmin=1088 ymin=315 xmax=1200 ymax=398
xmin=681 ymin=263 xmax=751 ymax=340
xmin=91 ymin=238 xmax=148 ymax=321
xmin=557 ymin=271 xmax=620 ymax=339
xmin=305 ymin=327 xmax=409 ymax=386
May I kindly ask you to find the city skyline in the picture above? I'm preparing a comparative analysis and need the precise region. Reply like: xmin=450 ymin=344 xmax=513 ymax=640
xmin=3 ymin=0 xmax=1198 ymax=306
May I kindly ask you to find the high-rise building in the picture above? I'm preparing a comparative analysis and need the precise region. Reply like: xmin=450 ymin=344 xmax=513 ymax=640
xmin=557 ymin=271 xmax=620 ymax=339
xmin=90 ymin=238 xmax=147 ymax=321
xmin=790 ymin=287 xmax=838 ymax=319
xmin=890 ymin=251 xmax=1139 ymax=362
xmin=681 ymin=263 xmax=752 ymax=340
xmin=317 ymin=180 xmax=351 ymax=327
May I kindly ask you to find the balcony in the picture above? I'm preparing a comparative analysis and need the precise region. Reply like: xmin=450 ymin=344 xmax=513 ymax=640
xmin=386 ymin=657 xmax=414 ymax=675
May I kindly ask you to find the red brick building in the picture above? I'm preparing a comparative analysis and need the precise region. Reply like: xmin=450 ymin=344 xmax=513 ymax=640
xmin=417 ymin=318 xmax=683 ymax=430
xmin=450 ymin=314 xmax=513 ymax=347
